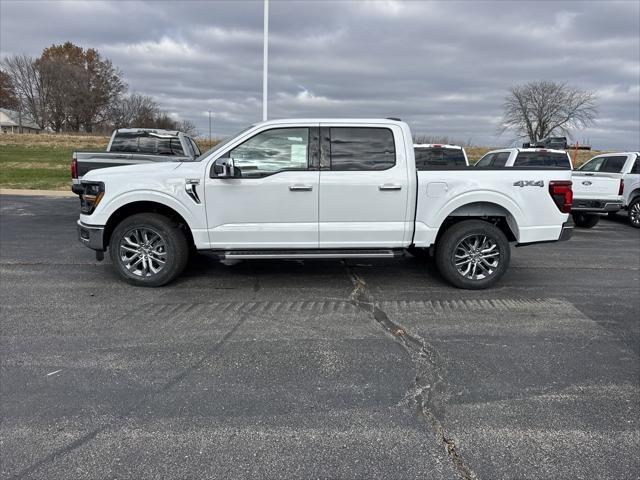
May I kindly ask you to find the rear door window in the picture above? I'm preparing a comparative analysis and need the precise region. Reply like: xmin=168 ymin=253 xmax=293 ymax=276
xmin=599 ymin=156 xmax=627 ymax=173
xmin=414 ymin=147 xmax=466 ymax=169
xmin=329 ymin=127 xmax=395 ymax=171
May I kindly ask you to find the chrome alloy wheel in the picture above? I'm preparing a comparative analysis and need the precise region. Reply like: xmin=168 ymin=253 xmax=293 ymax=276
xmin=630 ymin=202 xmax=640 ymax=227
xmin=454 ymin=234 xmax=500 ymax=280
xmin=119 ymin=227 xmax=167 ymax=277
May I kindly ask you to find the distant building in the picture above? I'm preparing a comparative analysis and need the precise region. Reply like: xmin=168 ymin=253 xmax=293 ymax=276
xmin=0 ymin=108 xmax=41 ymax=134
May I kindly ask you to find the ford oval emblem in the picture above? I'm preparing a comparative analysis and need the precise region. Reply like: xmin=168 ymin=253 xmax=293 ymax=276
xmin=582 ymin=180 xmax=592 ymax=186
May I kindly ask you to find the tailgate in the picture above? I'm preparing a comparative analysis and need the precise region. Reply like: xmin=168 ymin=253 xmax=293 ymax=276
xmin=571 ymin=172 xmax=622 ymax=199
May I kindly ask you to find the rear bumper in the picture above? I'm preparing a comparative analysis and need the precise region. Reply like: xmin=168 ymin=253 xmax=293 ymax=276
xmin=77 ymin=220 xmax=105 ymax=251
xmin=572 ymin=198 xmax=622 ymax=212
xmin=72 ymin=178 xmax=83 ymax=195
xmin=558 ymin=222 xmax=573 ymax=242
xmin=516 ymin=221 xmax=573 ymax=247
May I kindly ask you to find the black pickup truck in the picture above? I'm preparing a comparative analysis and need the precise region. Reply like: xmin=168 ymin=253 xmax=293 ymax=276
xmin=71 ymin=128 xmax=201 ymax=194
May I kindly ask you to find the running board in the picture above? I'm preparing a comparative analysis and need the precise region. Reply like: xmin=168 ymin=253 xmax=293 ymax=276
xmin=219 ymin=249 xmax=400 ymax=260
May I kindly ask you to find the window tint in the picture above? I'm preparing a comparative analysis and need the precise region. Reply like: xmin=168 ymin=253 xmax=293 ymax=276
xmin=632 ymin=158 xmax=640 ymax=174
xmin=110 ymin=133 xmax=138 ymax=152
xmin=414 ymin=147 xmax=466 ymax=169
xmin=138 ymin=136 xmax=157 ymax=154
xmin=475 ymin=153 xmax=494 ymax=167
xmin=492 ymin=152 xmax=510 ymax=167
xmin=330 ymin=127 xmax=395 ymax=171
xmin=514 ymin=152 xmax=570 ymax=168
xmin=230 ymin=128 xmax=309 ymax=177
xmin=156 ymin=137 xmax=185 ymax=156
xmin=599 ymin=156 xmax=627 ymax=173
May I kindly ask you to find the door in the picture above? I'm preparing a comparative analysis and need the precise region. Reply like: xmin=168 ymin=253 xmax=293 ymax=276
xmin=318 ymin=125 xmax=409 ymax=248
xmin=205 ymin=126 xmax=320 ymax=249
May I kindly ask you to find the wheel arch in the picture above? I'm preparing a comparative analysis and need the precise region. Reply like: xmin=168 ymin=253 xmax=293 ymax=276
xmin=435 ymin=201 xmax=520 ymax=243
xmin=103 ymin=201 xmax=194 ymax=249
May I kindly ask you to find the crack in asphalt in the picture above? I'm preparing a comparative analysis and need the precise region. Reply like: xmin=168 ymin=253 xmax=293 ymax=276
xmin=344 ymin=262 xmax=478 ymax=480
xmin=9 ymin=313 xmax=249 ymax=480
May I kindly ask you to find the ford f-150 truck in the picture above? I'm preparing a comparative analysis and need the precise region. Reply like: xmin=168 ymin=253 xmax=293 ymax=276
xmin=475 ymin=148 xmax=572 ymax=168
xmin=571 ymin=152 xmax=640 ymax=228
xmin=71 ymin=128 xmax=201 ymax=194
xmin=76 ymin=118 xmax=573 ymax=289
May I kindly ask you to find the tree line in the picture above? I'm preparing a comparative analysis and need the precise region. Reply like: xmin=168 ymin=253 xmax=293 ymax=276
xmin=0 ymin=42 xmax=196 ymax=135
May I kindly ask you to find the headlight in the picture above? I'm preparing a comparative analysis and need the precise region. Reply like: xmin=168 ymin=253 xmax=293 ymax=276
xmin=80 ymin=181 xmax=105 ymax=214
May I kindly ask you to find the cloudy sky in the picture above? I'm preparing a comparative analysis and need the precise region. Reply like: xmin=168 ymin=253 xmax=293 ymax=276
xmin=1 ymin=0 xmax=639 ymax=149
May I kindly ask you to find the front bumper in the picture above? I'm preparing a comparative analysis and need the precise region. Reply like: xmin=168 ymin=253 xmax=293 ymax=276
xmin=77 ymin=220 xmax=105 ymax=251
xmin=572 ymin=198 xmax=622 ymax=213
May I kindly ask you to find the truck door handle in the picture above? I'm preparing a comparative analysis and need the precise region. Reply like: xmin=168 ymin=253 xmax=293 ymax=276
xmin=379 ymin=184 xmax=402 ymax=191
xmin=289 ymin=184 xmax=313 ymax=191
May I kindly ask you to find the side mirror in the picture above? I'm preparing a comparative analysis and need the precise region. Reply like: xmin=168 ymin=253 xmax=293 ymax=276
xmin=212 ymin=156 xmax=237 ymax=178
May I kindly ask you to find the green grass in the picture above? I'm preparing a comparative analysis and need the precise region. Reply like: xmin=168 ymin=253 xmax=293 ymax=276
xmin=0 ymin=144 xmax=76 ymax=190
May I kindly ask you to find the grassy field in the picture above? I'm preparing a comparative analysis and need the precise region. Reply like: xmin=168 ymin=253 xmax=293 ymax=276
xmin=0 ymin=133 xmax=607 ymax=190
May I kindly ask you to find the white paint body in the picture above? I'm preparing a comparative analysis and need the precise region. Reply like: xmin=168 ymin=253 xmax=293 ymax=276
xmin=81 ymin=119 xmax=571 ymax=251
xmin=572 ymin=152 xmax=639 ymax=207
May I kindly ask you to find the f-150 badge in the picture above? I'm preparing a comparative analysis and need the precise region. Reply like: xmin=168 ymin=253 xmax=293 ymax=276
xmin=513 ymin=180 xmax=544 ymax=187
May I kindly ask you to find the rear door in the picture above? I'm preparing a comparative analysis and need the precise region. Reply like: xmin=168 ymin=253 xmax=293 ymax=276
xmin=318 ymin=124 xmax=409 ymax=248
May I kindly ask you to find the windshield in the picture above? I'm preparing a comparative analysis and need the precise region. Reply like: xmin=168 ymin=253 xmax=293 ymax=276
xmin=195 ymin=126 xmax=254 ymax=161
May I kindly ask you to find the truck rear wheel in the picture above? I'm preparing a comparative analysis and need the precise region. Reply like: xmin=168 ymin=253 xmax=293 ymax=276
xmin=435 ymin=220 xmax=510 ymax=290
xmin=571 ymin=212 xmax=600 ymax=228
xmin=109 ymin=213 xmax=189 ymax=287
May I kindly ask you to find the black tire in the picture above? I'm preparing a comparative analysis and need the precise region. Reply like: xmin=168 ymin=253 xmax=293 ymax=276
xmin=407 ymin=246 xmax=431 ymax=260
xmin=109 ymin=213 xmax=189 ymax=287
xmin=572 ymin=212 xmax=600 ymax=229
xmin=628 ymin=197 xmax=640 ymax=228
xmin=434 ymin=220 xmax=510 ymax=290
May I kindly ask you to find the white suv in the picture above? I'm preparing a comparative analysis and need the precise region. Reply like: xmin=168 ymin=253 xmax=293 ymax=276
xmin=475 ymin=148 xmax=572 ymax=169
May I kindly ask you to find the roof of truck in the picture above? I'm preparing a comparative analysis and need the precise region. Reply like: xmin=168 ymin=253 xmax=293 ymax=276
xmin=115 ymin=128 xmax=181 ymax=136
xmin=254 ymin=118 xmax=408 ymax=127
xmin=413 ymin=144 xmax=464 ymax=150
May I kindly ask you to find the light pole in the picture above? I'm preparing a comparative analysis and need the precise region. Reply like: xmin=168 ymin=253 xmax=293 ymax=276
xmin=208 ymin=110 xmax=212 ymax=144
xmin=262 ymin=0 xmax=269 ymax=121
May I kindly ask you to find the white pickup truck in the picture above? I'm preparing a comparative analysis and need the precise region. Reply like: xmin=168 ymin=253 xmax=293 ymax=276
xmin=76 ymin=118 xmax=573 ymax=289
xmin=571 ymin=152 xmax=639 ymax=228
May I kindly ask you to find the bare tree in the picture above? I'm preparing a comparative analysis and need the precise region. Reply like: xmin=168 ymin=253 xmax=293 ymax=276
xmin=109 ymin=93 xmax=159 ymax=128
xmin=500 ymin=81 xmax=597 ymax=143
xmin=2 ymin=54 xmax=50 ymax=129
xmin=0 ymin=70 xmax=20 ymax=109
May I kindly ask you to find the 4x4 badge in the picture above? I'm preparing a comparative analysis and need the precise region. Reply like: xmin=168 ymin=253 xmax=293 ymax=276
xmin=513 ymin=180 xmax=544 ymax=187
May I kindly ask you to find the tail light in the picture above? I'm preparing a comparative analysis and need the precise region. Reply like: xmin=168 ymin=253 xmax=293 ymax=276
xmin=71 ymin=153 xmax=78 ymax=179
xmin=549 ymin=180 xmax=573 ymax=213
xmin=618 ymin=179 xmax=624 ymax=196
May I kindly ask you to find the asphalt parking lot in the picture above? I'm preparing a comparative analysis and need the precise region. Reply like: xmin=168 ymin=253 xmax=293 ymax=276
xmin=1 ymin=194 xmax=639 ymax=480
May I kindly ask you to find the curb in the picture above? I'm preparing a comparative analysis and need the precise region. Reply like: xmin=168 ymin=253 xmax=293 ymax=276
xmin=0 ymin=188 xmax=76 ymax=198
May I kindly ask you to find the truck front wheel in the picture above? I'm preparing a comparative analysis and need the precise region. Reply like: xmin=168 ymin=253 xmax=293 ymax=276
xmin=435 ymin=220 xmax=510 ymax=290
xmin=571 ymin=212 xmax=600 ymax=228
xmin=109 ymin=213 xmax=189 ymax=287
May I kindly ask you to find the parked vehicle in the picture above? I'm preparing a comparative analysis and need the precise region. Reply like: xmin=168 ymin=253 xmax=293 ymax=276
xmin=414 ymin=144 xmax=468 ymax=167
xmin=523 ymin=136 xmax=568 ymax=150
xmin=71 ymin=128 xmax=201 ymax=194
xmin=572 ymin=152 xmax=639 ymax=228
xmin=76 ymin=118 xmax=573 ymax=289
xmin=475 ymin=148 xmax=572 ymax=169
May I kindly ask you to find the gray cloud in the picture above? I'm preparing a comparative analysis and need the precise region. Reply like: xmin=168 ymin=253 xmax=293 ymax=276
xmin=1 ymin=0 xmax=638 ymax=149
